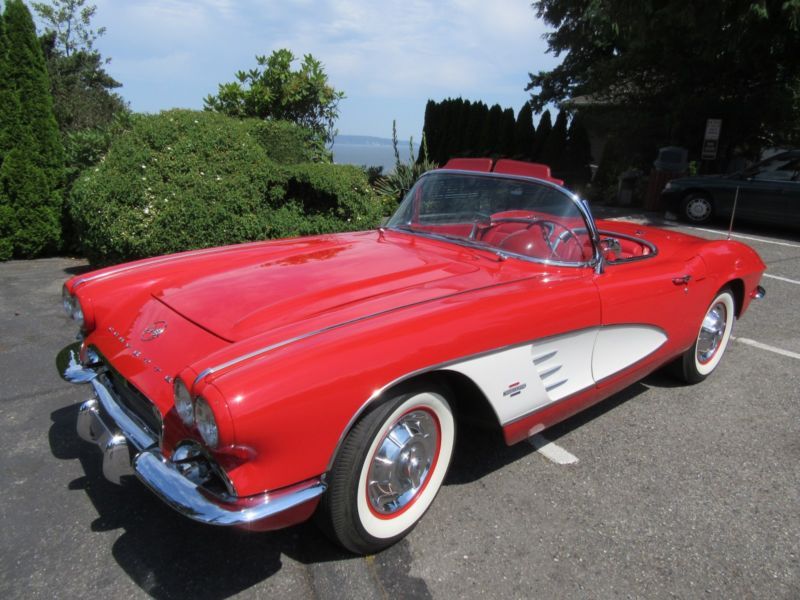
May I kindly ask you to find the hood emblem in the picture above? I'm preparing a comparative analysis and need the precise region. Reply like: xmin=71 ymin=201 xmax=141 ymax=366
xmin=141 ymin=321 xmax=168 ymax=341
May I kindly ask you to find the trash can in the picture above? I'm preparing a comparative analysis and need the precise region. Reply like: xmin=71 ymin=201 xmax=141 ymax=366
xmin=645 ymin=146 xmax=688 ymax=210
xmin=617 ymin=169 xmax=642 ymax=206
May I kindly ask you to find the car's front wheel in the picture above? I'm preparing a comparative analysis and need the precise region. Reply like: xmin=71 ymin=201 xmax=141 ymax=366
xmin=677 ymin=287 xmax=735 ymax=383
xmin=319 ymin=385 xmax=455 ymax=554
xmin=681 ymin=193 xmax=714 ymax=224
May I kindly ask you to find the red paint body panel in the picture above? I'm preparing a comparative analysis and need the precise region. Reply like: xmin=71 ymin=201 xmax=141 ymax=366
xmin=66 ymin=181 xmax=766 ymax=516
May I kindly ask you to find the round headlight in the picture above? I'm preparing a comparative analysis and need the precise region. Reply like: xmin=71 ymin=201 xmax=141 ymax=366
xmin=194 ymin=397 xmax=219 ymax=448
xmin=173 ymin=379 xmax=194 ymax=426
xmin=61 ymin=286 xmax=84 ymax=325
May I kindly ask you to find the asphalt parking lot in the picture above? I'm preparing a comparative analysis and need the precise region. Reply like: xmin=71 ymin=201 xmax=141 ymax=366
xmin=1 ymin=211 xmax=798 ymax=599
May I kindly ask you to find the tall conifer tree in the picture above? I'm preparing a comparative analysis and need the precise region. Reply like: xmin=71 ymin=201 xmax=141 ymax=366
xmin=499 ymin=107 xmax=516 ymax=157
xmin=542 ymin=109 xmax=568 ymax=169
xmin=532 ymin=110 xmax=552 ymax=161
xmin=514 ymin=103 xmax=535 ymax=160
xmin=0 ymin=0 xmax=64 ymax=258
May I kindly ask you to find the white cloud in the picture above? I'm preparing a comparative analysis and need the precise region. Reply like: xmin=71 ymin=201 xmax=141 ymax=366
xmin=91 ymin=0 xmax=559 ymax=137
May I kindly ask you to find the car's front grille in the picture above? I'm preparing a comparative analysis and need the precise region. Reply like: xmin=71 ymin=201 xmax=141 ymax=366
xmin=91 ymin=348 xmax=163 ymax=440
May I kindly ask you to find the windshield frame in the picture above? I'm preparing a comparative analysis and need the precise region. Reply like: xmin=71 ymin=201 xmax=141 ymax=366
xmin=386 ymin=169 xmax=601 ymax=269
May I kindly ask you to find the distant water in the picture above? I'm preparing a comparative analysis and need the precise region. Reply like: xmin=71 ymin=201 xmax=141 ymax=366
xmin=332 ymin=141 xmax=420 ymax=175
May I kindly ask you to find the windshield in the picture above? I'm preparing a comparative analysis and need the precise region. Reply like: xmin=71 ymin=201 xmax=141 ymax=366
xmin=387 ymin=171 xmax=594 ymax=264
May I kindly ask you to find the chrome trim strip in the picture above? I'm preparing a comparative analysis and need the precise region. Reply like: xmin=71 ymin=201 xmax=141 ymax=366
xmin=133 ymin=451 xmax=326 ymax=526
xmin=193 ymin=275 xmax=551 ymax=387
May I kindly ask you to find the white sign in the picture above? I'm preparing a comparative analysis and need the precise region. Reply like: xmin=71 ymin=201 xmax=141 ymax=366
xmin=704 ymin=119 xmax=722 ymax=141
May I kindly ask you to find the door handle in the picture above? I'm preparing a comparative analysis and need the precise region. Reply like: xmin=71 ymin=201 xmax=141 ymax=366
xmin=672 ymin=275 xmax=692 ymax=285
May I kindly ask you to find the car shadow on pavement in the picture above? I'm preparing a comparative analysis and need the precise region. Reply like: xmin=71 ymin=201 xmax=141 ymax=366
xmin=446 ymin=363 xmax=696 ymax=487
xmin=48 ymin=403 xmax=362 ymax=599
xmin=45 ymin=367 xmax=688 ymax=598
xmin=446 ymin=378 xmax=654 ymax=486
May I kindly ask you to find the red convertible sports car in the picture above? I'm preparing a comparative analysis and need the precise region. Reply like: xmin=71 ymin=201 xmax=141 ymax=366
xmin=58 ymin=158 xmax=766 ymax=554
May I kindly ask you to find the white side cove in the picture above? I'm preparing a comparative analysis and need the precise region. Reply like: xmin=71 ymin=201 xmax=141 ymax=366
xmin=592 ymin=325 xmax=668 ymax=381
xmin=447 ymin=325 xmax=667 ymax=425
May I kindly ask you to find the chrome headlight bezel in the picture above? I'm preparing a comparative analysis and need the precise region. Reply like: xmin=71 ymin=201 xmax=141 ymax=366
xmin=194 ymin=396 xmax=219 ymax=448
xmin=61 ymin=286 xmax=84 ymax=326
xmin=173 ymin=379 xmax=194 ymax=426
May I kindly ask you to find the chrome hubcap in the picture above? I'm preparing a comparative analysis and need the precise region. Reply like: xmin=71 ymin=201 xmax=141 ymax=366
xmin=697 ymin=301 xmax=727 ymax=363
xmin=367 ymin=410 xmax=438 ymax=515
xmin=687 ymin=198 xmax=711 ymax=220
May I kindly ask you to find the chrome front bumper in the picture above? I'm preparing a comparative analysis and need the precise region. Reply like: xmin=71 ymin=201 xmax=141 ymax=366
xmin=61 ymin=343 xmax=326 ymax=528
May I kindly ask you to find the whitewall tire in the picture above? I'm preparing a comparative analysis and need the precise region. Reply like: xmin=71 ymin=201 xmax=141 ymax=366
xmin=678 ymin=288 xmax=735 ymax=383
xmin=319 ymin=385 xmax=455 ymax=554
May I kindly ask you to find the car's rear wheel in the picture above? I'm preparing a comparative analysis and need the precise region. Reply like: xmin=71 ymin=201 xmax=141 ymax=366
xmin=682 ymin=193 xmax=713 ymax=224
xmin=319 ymin=385 xmax=455 ymax=554
xmin=677 ymin=287 xmax=735 ymax=383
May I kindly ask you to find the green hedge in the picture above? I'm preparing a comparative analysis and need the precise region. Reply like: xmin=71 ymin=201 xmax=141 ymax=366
xmin=69 ymin=110 xmax=382 ymax=264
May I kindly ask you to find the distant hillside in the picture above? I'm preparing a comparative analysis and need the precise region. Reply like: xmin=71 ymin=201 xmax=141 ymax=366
xmin=334 ymin=135 xmax=395 ymax=146
xmin=332 ymin=135 xmax=420 ymax=173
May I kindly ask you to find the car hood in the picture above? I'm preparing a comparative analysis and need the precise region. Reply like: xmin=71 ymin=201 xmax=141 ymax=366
xmin=153 ymin=231 xmax=496 ymax=342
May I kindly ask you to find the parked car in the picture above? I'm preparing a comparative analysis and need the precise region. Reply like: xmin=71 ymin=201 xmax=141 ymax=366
xmin=58 ymin=159 xmax=766 ymax=554
xmin=661 ymin=150 xmax=800 ymax=226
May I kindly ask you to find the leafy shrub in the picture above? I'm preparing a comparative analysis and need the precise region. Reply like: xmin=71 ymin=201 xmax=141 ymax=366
xmin=271 ymin=163 xmax=383 ymax=235
xmin=69 ymin=109 xmax=381 ymax=264
xmin=249 ymin=119 xmax=329 ymax=164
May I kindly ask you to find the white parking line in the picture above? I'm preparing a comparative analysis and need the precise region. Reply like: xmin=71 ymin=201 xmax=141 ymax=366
xmin=735 ymin=337 xmax=800 ymax=360
xmin=689 ymin=227 xmax=800 ymax=249
xmin=528 ymin=434 xmax=579 ymax=465
xmin=763 ymin=273 xmax=800 ymax=286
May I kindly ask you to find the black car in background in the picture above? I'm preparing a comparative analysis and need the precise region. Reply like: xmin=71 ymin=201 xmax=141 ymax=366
xmin=661 ymin=150 xmax=800 ymax=227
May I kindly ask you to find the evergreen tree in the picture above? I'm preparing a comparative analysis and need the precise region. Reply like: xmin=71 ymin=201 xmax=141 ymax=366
xmin=450 ymin=98 xmax=470 ymax=158
xmin=0 ymin=0 xmax=64 ymax=259
xmin=39 ymin=29 xmax=126 ymax=133
xmin=514 ymin=103 xmax=535 ymax=160
xmin=481 ymin=104 xmax=504 ymax=156
xmin=532 ymin=109 xmax=552 ymax=161
xmin=542 ymin=109 xmax=568 ymax=170
xmin=465 ymin=101 xmax=487 ymax=156
xmin=432 ymin=99 xmax=452 ymax=164
xmin=499 ymin=107 xmax=516 ymax=157
xmin=0 ymin=12 xmax=18 ymax=259
xmin=563 ymin=113 xmax=593 ymax=186
xmin=418 ymin=99 xmax=435 ymax=163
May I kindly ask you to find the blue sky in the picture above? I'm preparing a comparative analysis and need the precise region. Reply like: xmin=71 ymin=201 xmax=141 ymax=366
xmin=81 ymin=0 xmax=559 ymax=141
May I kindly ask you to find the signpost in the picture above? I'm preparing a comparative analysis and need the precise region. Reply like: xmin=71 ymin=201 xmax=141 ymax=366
xmin=701 ymin=118 xmax=722 ymax=160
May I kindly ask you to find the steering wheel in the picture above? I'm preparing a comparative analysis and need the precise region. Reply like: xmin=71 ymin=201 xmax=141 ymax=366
xmin=467 ymin=212 xmax=492 ymax=240
xmin=542 ymin=221 xmax=585 ymax=260
xmin=473 ymin=216 xmax=543 ymax=239
xmin=483 ymin=217 xmax=584 ymax=260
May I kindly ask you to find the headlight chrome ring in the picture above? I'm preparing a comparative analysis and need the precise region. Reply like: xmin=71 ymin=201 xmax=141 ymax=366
xmin=194 ymin=397 xmax=219 ymax=448
xmin=173 ymin=379 xmax=194 ymax=426
xmin=62 ymin=286 xmax=84 ymax=326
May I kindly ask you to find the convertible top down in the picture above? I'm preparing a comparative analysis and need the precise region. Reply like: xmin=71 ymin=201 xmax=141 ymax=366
xmin=58 ymin=159 xmax=766 ymax=553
